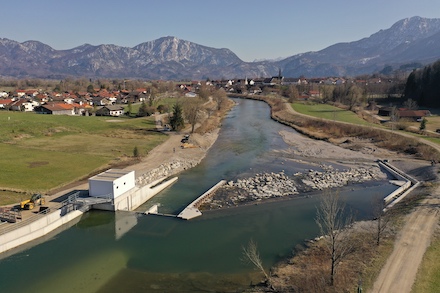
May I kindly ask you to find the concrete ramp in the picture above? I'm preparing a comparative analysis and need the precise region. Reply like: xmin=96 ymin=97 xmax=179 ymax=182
xmin=177 ymin=207 xmax=202 ymax=220
xmin=178 ymin=180 xmax=226 ymax=220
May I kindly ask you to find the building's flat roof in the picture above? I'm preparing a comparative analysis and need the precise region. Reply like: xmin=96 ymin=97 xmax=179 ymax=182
xmin=89 ymin=169 xmax=134 ymax=182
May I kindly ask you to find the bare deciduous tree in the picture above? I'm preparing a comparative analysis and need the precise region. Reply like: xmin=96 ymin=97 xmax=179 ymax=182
xmin=197 ymin=83 xmax=212 ymax=100
xmin=212 ymin=88 xmax=227 ymax=110
xmin=372 ymin=195 xmax=393 ymax=246
xmin=286 ymin=85 xmax=299 ymax=103
xmin=403 ymin=98 xmax=418 ymax=110
xmin=242 ymin=239 xmax=274 ymax=290
xmin=346 ymin=84 xmax=364 ymax=110
xmin=315 ymin=190 xmax=354 ymax=286
xmin=183 ymin=97 xmax=204 ymax=133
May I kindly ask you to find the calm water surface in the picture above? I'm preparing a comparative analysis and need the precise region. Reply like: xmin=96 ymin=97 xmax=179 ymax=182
xmin=0 ymin=98 xmax=396 ymax=293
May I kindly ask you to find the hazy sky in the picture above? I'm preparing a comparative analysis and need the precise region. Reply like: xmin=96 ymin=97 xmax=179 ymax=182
xmin=3 ymin=0 xmax=440 ymax=62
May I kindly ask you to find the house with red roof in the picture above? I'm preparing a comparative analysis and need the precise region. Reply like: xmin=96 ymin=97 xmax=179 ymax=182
xmin=34 ymin=103 xmax=76 ymax=115
xmin=36 ymin=102 xmax=93 ymax=116
xmin=397 ymin=109 xmax=431 ymax=121
xmin=0 ymin=98 xmax=14 ymax=109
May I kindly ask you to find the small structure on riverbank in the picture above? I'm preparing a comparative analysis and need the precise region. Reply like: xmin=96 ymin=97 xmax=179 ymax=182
xmin=89 ymin=169 xmax=135 ymax=199
xmin=0 ymin=169 xmax=178 ymax=254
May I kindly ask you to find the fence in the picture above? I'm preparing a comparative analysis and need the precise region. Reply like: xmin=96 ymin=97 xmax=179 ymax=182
xmin=0 ymin=192 xmax=83 ymax=236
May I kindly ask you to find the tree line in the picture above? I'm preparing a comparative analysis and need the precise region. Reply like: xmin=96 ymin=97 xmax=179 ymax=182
xmin=404 ymin=59 xmax=440 ymax=107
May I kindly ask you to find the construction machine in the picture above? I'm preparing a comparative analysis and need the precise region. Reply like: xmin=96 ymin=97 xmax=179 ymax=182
xmin=20 ymin=193 xmax=45 ymax=210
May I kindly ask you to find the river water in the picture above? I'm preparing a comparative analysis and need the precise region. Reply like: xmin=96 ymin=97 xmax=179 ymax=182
xmin=0 ymin=98 xmax=396 ymax=293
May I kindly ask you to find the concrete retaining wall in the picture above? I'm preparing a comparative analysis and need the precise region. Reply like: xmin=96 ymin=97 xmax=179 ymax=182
xmin=385 ymin=182 xmax=421 ymax=210
xmin=384 ymin=180 xmax=412 ymax=204
xmin=379 ymin=160 xmax=420 ymax=209
xmin=0 ymin=209 xmax=84 ymax=254
xmin=378 ymin=161 xmax=408 ymax=182
xmin=0 ymin=176 xmax=178 ymax=255
xmin=93 ymin=176 xmax=178 ymax=211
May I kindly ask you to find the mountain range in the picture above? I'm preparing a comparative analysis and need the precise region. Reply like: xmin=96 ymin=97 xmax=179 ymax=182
xmin=1 ymin=16 xmax=440 ymax=80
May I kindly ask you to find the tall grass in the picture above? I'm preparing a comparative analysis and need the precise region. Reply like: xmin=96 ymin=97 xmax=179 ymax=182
xmin=412 ymin=237 xmax=440 ymax=293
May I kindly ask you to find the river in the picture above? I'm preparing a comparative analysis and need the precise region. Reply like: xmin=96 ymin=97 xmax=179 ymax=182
xmin=0 ymin=98 xmax=396 ymax=293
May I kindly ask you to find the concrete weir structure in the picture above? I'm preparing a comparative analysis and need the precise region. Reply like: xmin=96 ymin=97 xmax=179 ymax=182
xmin=88 ymin=169 xmax=178 ymax=211
xmin=378 ymin=160 xmax=420 ymax=211
xmin=177 ymin=180 xmax=226 ymax=220
xmin=0 ymin=169 xmax=178 ymax=254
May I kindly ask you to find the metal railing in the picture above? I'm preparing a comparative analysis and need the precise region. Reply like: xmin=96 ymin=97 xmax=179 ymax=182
xmin=0 ymin=192 xmax=113 ymax=236
xmin=0 ymin=192 xmax=82 ymax=236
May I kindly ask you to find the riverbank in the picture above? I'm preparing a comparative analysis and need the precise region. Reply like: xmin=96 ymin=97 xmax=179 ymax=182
xmin=225 ymin=94 xmax=440 ymax=292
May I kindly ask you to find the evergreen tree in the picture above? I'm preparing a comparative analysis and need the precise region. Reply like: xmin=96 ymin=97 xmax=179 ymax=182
xmin=127 ymin=101 xmax=132 ymax=116
xmin=420 ymin=118 xmax=427 ymax=132
xmin=133 ymin=146 xmax=140 ymax=158
xmin=170 ymin=103 xmax=184 ymax=131
xmin=87 ymin=84 xmax=95 ymax=93
xmin=137 ymin=101 xmax=148 ymax=117
xmin=404 ymin=59 xmax=440 ymax=107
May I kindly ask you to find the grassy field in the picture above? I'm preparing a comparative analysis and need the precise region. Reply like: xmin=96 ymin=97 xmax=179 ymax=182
xmin=291 ymin=102 xmax=373 ymax=125
xmin=412 ymin=236 xmax=440 ymax=292
xmin=401 ymin=115 xmax=440 ymax=132
xmin=125 ymin=97 xmax=178 ymax=115
xmin=0 ymin=111 xmax=167 ymax=203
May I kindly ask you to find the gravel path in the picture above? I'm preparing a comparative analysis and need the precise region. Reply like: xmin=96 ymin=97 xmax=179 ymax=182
xmin=370 ymin=189 xmax=440 ymax=293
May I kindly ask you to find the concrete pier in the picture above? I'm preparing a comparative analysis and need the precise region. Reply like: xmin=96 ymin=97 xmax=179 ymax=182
xmin=178 ymin=180 xmax=226 ymax=220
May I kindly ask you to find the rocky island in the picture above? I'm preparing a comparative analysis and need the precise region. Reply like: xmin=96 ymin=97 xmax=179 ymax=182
xmin=199 ymin=164 xmax=387 ymax=210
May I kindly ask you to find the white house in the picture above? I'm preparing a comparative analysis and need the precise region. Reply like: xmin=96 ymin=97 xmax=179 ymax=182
xmin=95 ymin=105 xmax=125 ymax=116
xmin=9 ymin=99 xmax=39 ymax=112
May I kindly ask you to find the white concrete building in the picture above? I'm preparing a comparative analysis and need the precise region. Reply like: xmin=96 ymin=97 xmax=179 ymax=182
xmin=88 ymin=169 xmax=135 ymax=199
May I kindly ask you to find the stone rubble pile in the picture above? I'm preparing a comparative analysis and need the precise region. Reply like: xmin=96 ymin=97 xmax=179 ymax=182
xmin=203 ymin=164 xmax=386 ymax=209
xmin=225 ymin=171 xmax=298 ymax=200
xmin=299 ymin=165 xmax=386 ymax=190
xmin=136 ymin=158 xmax=200 ymax=185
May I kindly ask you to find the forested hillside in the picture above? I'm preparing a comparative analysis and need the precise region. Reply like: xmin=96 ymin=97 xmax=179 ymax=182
xmin=404 ymin=59 xmax=440 ymax=107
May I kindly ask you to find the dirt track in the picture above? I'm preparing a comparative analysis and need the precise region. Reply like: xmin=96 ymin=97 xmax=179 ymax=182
xmin=284 ymin=102 xmax=440 ymax=292
xmin=370 ymin=191 xmax=440 ymax=293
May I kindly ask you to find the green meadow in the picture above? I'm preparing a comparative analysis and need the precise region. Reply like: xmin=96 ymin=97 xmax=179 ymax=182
xmin=291 ymin=102 xmax=372 ymax=125
xmin=412 ymin=237 xmax=440 ymax=293
xmin=0 ymin=111 xmax=167 ymax=200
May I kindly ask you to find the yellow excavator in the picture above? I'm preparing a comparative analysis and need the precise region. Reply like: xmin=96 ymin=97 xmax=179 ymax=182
xmin=20 ymin=193 xmax=45 ymax=210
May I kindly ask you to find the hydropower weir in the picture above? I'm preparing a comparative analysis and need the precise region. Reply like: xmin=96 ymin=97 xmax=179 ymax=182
xmin=0 ymin=174 xmax=178 ymax=255
xmin=378 ymin=160 xmax=420 ymax=211
xmin=146 ymin=180 xmax=227 ymax=220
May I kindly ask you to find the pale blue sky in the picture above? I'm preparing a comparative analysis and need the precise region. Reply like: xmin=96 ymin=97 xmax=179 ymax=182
xmin=2 ymin=0 xmax=440 ymax=61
